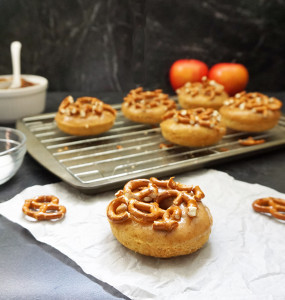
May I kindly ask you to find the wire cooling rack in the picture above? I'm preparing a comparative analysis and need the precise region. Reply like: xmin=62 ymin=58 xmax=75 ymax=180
xmin=17 ymin=104 xmax=285 ymax=193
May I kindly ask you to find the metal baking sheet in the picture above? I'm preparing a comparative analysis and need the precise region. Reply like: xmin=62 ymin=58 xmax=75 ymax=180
xmin=17 ymin=104 xmax=285 ymax=194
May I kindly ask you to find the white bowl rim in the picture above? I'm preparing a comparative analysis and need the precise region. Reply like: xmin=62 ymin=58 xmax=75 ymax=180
xmin=0 ymin=126 xmax=26 ymax=156
xmin=0 ymin=74 xmax=48 ymax=96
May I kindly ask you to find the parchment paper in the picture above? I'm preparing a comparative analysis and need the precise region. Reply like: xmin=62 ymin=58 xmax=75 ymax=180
xmin=0 ymin=169 xmax=284 ymax=300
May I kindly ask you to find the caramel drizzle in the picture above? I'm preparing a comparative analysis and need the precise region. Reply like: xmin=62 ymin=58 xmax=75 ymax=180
xmin=223 ymin=92 xmax=282 ymax=116
xmin=176 ymin=77 xmax=225 ymax=101
xmin=162 ymin=107 xmax=223 ymax=130
xmin=59 ymin=96 xmax=117 ymax=118
xmin=107 ymin=177 xmax=205 ymax=232
xmin=123 ymin=87 xmax=176 ymax=111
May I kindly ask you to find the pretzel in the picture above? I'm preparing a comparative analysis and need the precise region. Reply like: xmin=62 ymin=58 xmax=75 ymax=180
xmin=123 ymin=87 xmax=176 ymax=111
xmin=22 ymin=195 xmax=66 ymax=221
xmin=238 ymin=136 xmax=266 ymax=146
xmin=123 ymin=179 xmax=158 ymax=202
xmin=162 ymin=107 xmax=223 ymax=130
xmin=107 ymin=177 xmax=205 ymax=231
xmin=153 ymin=206 xmax=181 ymax=231
xmin=223 ymin=92 xmax=282 ymax=116
xmin=176 ymin=77 xmax=225 ymax=101
xmin=128 ymin=199 xmax=162 ymax=223
xmin=106 ymin=196 xmax=130 ymax=223
xmin=252 ymin=197 xmax=285 ymax=221
xmin=58 ymin=96 xmax=116 ymax=118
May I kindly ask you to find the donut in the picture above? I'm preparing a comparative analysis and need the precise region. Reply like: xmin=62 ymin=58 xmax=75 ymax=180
xmin=219 ymin=92 xmax=282 ymax=132
xmin=107 ymin=177 xmax=213 ymax=258
xmin=160 ymin=107 xmax=226 ymax=147
xmin=121 ymin=87 xmax=176 ymax=124
xmin=177 ymin=77 xmax=228 ymax=110
xmin=55 ymin=96 xmax=117 ymax=136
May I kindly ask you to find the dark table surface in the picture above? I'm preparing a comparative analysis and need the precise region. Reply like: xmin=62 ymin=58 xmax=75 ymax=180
xmin=0 ymin=91 xmax=285 ymax=300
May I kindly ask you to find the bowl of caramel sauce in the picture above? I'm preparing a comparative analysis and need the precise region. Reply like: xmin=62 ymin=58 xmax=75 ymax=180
xmin=0 ymin=74 xmax=48 ymax=123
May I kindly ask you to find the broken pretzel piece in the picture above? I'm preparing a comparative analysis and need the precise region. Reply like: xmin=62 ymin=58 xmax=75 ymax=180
xmin=238 ymin=136 xmax=265 ymax=146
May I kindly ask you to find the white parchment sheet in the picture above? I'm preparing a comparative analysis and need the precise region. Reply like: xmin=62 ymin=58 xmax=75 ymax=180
xmin=0 ymin=169 xmax=284 ymax=300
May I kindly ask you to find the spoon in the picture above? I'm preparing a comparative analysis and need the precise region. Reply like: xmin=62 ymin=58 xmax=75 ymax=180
xmin=9 ymin=41 xmax=22 ymax=89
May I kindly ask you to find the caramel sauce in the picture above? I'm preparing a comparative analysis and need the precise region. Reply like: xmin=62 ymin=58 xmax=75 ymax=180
xmin=0 ymin=77 xmax=36 ymax=89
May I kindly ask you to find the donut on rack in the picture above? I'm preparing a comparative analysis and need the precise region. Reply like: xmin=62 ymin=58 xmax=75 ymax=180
xmin=55 ymin=96 xmax=117 ymax=136
xmin=121 ymin=87 xmax=176 ymax=124
xmin=177 ymin=77 xmax=228 ymax=110
xmin=219 ymin=91 xmax=282 ymax=132
xmin=160 ymin=107 xmax=226 ymax=147
xmin=107 ymin=177 xmax=213 ymax=258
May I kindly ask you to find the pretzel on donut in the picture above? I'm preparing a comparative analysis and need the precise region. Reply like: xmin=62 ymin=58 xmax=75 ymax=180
xmin=58 ymin=96 xmax=116 ymax=118
xmin=107 ymin=177 xmax=205 ymax=231
xmin=223 ymin=92 xmax=282 ymax=116
xmin=123 ymin=179 xmax=158 ymax=202
xmin=107 ymin=196 xmax=130 ymax=223
xmin=128 ymin=199 xmax=163 ymax=223
xmin=22 ymin=195 xmax=66 ymax=221
xmin=153 ymin=206 xmax=182 ymax=231
xmin=176 ymin=77 xmax=225 ymax=101
xmin=162 ymin=107 xmax=223 ymax=130
xmin=123 ymin=87 xmax=176 ymax=111
xmin=252 ymin=197 xmax=285 ymax=221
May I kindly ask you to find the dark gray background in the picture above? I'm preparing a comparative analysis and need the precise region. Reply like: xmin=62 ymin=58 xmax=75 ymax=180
xmin=0 ymin=0 xmax=284 ymax=94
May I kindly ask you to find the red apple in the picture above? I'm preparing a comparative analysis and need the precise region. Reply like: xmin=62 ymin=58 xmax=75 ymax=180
xmin=169 ymin=59 xmax=209 ymax=90
xmin=208 ymin=63 xmax=249 ymax=96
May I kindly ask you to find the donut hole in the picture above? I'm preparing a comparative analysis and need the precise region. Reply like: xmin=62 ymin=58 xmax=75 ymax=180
xmin=159 ymin=196 xmax=175 ymax=210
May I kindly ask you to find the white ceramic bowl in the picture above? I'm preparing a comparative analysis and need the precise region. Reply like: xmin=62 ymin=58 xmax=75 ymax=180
xmin=0 ymin=74 xmax=48 ymax=123
xmin=0 ymin=127 xmax=26 ymax=185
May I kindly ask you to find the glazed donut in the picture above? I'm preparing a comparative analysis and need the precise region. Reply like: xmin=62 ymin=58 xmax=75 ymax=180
xmin=121 ymin=87 xmax=176 ymax=124
xmin=177 ymin=77 xmax=228 ymax=110
xmin=219 ymin=91 xmax=282 ymax=132
xmin=160 ymin=107 xmax=226 ymax=147
xmin=107 ymin=177 xmax=213 ymax=258
xmin=55 ymin=96 xmax=117 ymax=136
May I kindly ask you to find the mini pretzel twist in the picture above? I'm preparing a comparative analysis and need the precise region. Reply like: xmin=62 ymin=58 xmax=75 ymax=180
xmin=107 ymin=177 xmax=205 ymax=231
xmin=162 ymin=107 xmax=223 ymax=130
xmin=128 ymin=199 xmax=163 ymax=223
xmin=58 ymin=96 xmax=116 ymax=118
xmin=176 ymin=77 xmax=225 ymax=100
xmin=252 ymin=197 xmax=285 ymax=221
xmin=123 ymin=87 xmax=176 ymax=111
xmin=153 ymin=206 xmax=182 ymax=231
xmin=123 ymin=179 xmax=158 ymax=202
xmin=22 ymin=195 xmax=66 ymax=220
xmin=223 ymin=92 xmax=282 ymax=116
xmin=107 ymin=196 xmax=130 ymax=223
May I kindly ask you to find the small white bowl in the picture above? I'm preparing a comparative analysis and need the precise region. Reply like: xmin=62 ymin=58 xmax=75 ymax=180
xmin=0 ymin=127 xmax=26 ymax=185
xmin=0 ymin=74 xmax=48 ymax=123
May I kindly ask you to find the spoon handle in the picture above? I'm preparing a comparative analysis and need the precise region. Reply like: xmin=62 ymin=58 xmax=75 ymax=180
xmin=10 ymin=41 xmax=22 ymax=89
